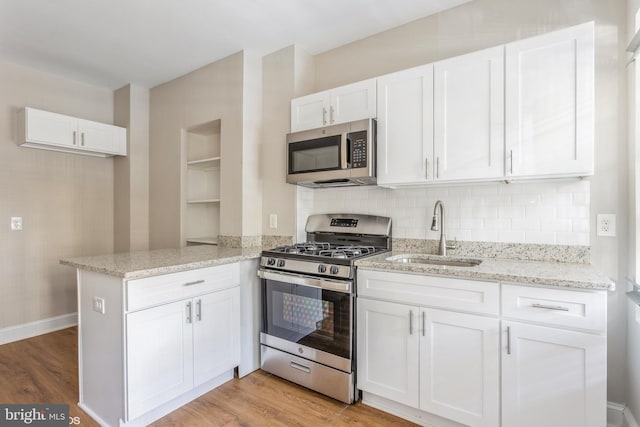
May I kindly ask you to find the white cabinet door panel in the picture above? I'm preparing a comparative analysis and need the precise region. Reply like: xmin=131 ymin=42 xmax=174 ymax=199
xmin=126 ymin=300 xmax=194 ymax=420
xmin=290 ymin=92 xmax=330 ymax=132
xmin=357 ymin=298 xmax=419 ymax=408
xmin=505 ymin=22 xmax=594 ymax=178
xmin=420 ymin=309 xmax=500 ymax=427
xmin=377 ymin=65 xmax=434 ymax=185
xmin=434 ymin=46 xmax=504 ymax=181
xmin=25 ymin=108 xmax=78 ymax=148
xmin=502 ymin=321 xmax=606 ymax=427
xmin=78 ymin=118 xmax=126 ymax=155
xmin=193 ymin=288 xmax=241 ymax=387
xmin=330 ymin=79 xmax=376 ymax=125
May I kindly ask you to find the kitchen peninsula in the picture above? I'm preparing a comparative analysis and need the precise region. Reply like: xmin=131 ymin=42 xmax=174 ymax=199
xmin=61 ymin=245 xmax=261 ymax=427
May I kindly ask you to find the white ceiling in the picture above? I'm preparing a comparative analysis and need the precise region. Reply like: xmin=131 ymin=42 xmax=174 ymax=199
xmin=0 ymin=0 xmax=470 ymax=89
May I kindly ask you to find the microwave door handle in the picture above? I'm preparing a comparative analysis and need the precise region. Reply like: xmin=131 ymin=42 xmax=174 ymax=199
xmin=341 ymin=133 xmax=348 ymax=169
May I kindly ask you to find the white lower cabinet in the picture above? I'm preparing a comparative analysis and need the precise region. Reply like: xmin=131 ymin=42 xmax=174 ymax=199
xmin=357 ymin=270 xmax=607 ymax=427
xmin=126 ymin=286 xmax=240 ymax=420
xmin=357 ymin=269 xmax=500 ymax=427
xmin=501 ymin=321 xmax=606 ymax=427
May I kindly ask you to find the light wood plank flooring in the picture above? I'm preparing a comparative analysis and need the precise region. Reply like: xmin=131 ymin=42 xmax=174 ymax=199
xmin=0 ymin=327 xmax=416 ymax=426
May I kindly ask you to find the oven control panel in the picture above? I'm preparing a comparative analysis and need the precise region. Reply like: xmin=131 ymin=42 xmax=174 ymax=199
xmin=260 ymin=257 xmax=352 ymax=280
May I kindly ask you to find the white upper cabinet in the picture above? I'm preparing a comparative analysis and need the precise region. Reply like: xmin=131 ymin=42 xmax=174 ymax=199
xmin=19 ymin=107 xmax=126 ymax=157
xmin=376 ymin=64 xmax=434 ymax=186
xmin=434 ymin=46 xmax=505 ymax=181
xmin=290 ymin=79 xmax=376 ymax=132
xmin=505 ymin=22 xmax=594 ymax=178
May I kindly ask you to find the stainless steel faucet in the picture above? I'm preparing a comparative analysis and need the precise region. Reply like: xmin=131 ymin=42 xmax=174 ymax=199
xmin=431 ymin=200 xmax=448 ymax=256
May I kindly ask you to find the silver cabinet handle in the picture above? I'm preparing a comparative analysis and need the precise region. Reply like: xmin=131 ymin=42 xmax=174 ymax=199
xmin=330 ymin=105 xmax=335 ymax=123
xmin=409 ymin=310 xmax=414 ymax=335
xmin=186 ymin=301 xmax=192 ymax=324
xmin=322 ymin=107 xmax=327 ymax=125
xmin=422 ymin=312 xmax=426 ymax=337
xmin=506 ymin=326 xmax=511 ymax=355
xmin=510 ymin=149 xmax=514 ymax=174
xmin=436 ymin=157 xmax=440 ymax=179
xmin=73 ymin=131 xmax=77 ymax=145
xmin=425 ymin=158 xmax=429 ymax=179
xmin=196 ymin=299 xmax=202 ymax=321
xmin=290 ymin=361 xmax=311 ymax=373
xmin=183 ymin=279 xmax=205 ymax=287
xmin=532 ymin=303 xmax=569 ymax=312
xmin=80 ymin=132 xmax=85 ymax=146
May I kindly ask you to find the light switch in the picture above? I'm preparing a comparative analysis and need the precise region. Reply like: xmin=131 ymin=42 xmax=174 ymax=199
xmin=269 ymin=214 xmax=278 ymax=229
xmin=10 ymin=217 xmax=22 ymax=230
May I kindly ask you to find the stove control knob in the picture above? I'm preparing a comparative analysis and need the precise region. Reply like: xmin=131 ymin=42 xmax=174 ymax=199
xmin=267 ymin=258 xmax=276 ymax=266
xmin=277 ymin=259 xmax=285 ymax=268
xmin=330 ymin=266 xmax=339 ymax=275
xmin=318 ymin=264 xmax=327 ymax=274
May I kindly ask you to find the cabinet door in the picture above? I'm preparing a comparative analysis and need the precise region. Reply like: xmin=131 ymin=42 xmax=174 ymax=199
xmin=357 ymin=298 xmax=419 ymax=408
xmin=377 ymin=65 xmax=434 ymax=186
xmin=193 ymin=287 xmax=241 ymax=387
xmin=434 ymin=47 xmax=504 ymax=181
xmin=502 ymin=321 xmax=606 ymax=427
xmin=78 ymin=118 xmax=127 ymax=155
xmin=290 ymin=91 xmax=331 ymax=132
xmin=505 ymin=22 xmax=594 ymax=178
xmin=25 ymin=108 xmax=78 ymax=148
xmin=419 ymin=309 xmax=500 ymax=427
xmin=126 ymin=300 xmax=194 ymax=420
xmin=329 ymin=79 xmax=376 ymax=125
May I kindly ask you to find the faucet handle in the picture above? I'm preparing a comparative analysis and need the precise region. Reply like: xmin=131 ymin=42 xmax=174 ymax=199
xmin=446 ymin=237 xmax=457 ymax=250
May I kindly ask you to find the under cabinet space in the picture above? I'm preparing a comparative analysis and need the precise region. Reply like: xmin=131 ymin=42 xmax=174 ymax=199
xmin=182 ymin=119 xmax=222 ymax=246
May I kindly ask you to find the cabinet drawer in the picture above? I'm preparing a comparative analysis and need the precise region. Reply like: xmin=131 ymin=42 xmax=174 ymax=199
xmin=357 ymin=269 xmax=499 ymax=315
xmin=501 ymin=284 xmax=606 ymax=332
xmin=126 ymin=263 xmax=240 ymax=311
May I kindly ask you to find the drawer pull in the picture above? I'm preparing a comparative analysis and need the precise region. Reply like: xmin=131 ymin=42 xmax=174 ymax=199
xmin=531 ymin=303 xmax=569 ymax=312
xmin=506 ymin=326 xmax=511 ymax=355
xmin=290 ymin=361 xmax=311 ymax=373
xmin=422 ymin=312 xmax=426 ymax=337
xmin=184 ymin=279 xmax=205 ymax=287
xmin=196 ymin=299 xmax=202 ymax=321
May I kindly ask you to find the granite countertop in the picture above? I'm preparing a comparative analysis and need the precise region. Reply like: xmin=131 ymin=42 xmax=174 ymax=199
xmin=355 ymin=252 xmax=615 ymax=291
xmin=60 ymin=245 xmax=262 ymax=279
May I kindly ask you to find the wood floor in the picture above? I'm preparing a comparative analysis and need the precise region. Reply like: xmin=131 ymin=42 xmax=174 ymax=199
xmin=0 ymin=327 xmax=416 ymax=426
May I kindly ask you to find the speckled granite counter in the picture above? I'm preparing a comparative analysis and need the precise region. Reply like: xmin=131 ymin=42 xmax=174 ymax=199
xmin=355 ymin=252 xmax=615 ymax=291
xmin=60 ymin=245 xmax=261 ymax=279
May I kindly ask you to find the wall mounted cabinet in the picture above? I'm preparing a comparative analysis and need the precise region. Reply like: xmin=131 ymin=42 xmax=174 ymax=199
xmin=183 ymin=120 xmax=221 ymax=246
xmin=18 ymin=107 xmax=126 ymax=157
xmin=505 ymin=22 xmax=594 ymax=179
xmin=290 ymin=79 xmax=376 ymax=132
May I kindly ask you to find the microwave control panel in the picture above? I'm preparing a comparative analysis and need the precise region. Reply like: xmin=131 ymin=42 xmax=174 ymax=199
xmin=349 ymin=130 xmax=367 ymax=168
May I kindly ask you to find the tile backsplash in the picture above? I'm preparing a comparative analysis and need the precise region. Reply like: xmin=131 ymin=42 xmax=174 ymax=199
xmin=297 ymin=180 xmax=590 ymax=246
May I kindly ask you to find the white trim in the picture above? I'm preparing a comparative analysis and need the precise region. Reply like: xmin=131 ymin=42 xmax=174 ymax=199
xmin=0 ymin=313 xmax=77 ymax=345
xmin=609 ymin=402 xmax=626 ymax=427
xmin=625 ymin=406 xmax=640 ymax=427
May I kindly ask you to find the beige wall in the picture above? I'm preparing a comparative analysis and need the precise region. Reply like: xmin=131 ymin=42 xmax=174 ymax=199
xmin=149 ymin=51 xmax=254 ymax=249
xmin=0 ymin=61 xmax=115 ymax=329
xmin=114 ymin=84 xmax=150 ymax=253
xmin=297 ymin=0 xmax=628 ymax=403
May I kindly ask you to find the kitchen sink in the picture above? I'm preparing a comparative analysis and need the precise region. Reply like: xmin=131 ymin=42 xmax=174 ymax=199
xmin=386 ymin=254 xmax=482 ymax=267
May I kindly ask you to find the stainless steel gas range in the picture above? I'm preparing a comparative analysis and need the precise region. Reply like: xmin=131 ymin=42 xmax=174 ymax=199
xmin=257 ymin=213 xmax=392 ymax=403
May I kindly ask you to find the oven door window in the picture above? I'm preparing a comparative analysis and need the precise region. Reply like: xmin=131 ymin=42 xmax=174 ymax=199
xmin=288 ymin=135 xmax=342 ymax=174
xmin=264 ymin=278 xmax=351 ymax=359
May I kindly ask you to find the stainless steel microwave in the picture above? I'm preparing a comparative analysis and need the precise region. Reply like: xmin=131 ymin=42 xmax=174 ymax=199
xmin=286 ymin=118 xmax=376 ymax=188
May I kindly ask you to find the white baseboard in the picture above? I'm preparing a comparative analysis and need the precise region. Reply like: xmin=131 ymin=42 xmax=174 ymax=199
xmin=0 ymin=313 xmax=77 ymax=345
xmin=625 ymin=406 xmax=640 ymax=427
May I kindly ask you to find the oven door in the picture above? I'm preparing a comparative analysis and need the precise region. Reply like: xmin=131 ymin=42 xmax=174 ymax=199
xmin=259 ymin=269 xmax=353 ymax=365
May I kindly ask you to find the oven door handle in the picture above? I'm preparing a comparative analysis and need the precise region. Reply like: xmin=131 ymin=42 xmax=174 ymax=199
xmin=258 ymin=269 xmax=352 ymax=294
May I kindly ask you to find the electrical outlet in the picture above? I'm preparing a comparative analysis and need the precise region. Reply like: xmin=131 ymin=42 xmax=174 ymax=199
xmin=93 ymin=297 xmax=106 ymax=315
xmin=596 ymin=214 xmax=616 ymax=237
xmin=269 ymin=214 xmax=278 ymax=229
xmin=10 ymin=217 xmax=22 ymax=230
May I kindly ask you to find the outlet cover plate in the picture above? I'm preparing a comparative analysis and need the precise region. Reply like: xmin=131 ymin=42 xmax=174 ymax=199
xmin=93 ymin=297 xmax=106 ymax=315
xmin=10 ymin=217 xmax=22 ymax=230
xmin=596 ymin=214 xmax=616 ymax=237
